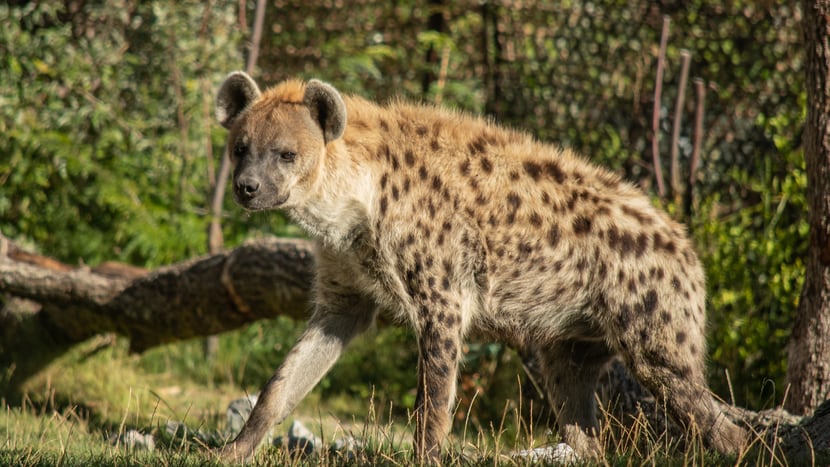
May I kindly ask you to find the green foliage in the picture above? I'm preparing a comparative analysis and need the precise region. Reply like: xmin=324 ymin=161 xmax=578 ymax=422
xmin=697 ymin=111 xmax=807 ymax=407
xmin=0 ymin=2 xmax=287 ymax=267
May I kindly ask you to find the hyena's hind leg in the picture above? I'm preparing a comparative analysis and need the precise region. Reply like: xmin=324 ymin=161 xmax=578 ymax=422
xmin=610 ymin=300 xmax=747 ymax=455
xmin=536 ymin=339 xmax=615 ymax=459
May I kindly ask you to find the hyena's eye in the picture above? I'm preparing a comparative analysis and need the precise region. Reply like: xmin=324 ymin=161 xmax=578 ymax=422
xmin=279 ymin=151 xmax=296 ymax=163
xmin=233 ymin=142 xmax=248 ymax=159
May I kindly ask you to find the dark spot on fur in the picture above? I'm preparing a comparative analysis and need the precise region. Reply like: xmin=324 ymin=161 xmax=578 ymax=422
xmin=403 ymin=177 xmax=411 ymax=193
xmin=480 ymin=157 xmax=493 ymax=174
xmin=628 ymin=279 xmax=637 ymax=294
xmin=416 ymin=125 xmax=428 ymax=136
xmin=380 ymin=119 xmax=389 ymax=131
xmin=404 ymin=149 xmax=416 ymax=167
xmin=621 ymin=205 xmax=651 ymax=225
xmin=548 ymin=224 xmax=560 ymax=248
xmin=475 ymin=194 xmax=488 ymax=205
xmin=468 ymin=136 xmax=486 ymax=155
xmin=380 ymin=173 xmax=388 ymax=190
xmin=565 ymin=196 xmax=577 ymax=211
xmin=635 ymin=233 xmax=649 ymax=256
xmin=643 ymin=289 xmax=659 ymax=315
xmin=660 ymin=311 xmax=671 ymax=323
xmin=598 ymin=261 xmax=608 ymax=279
xmin=572 ymin=216 xmax=592 ymax=235
xmin=380 ymin=196 xmax=388 ymax=215
xmin=419 ymin=165 xmax=428 ymax=180
xmin=523 ymin=161 xmax=542 ymax=180
xmin=443 ymin=338 xmax=454 ymax=352
xmin=509 ymin=171 xmax=520 ymax=181
xmin=654 ymin=232 xmax=676 ymax=253
xmin=391 ymin=185 xmax=400 ymax=200
xmin=671 ymin=276 xmax=681 ymax=290
xmin=459 ymin=160 xmax=470 ymax=177
xmin=529 ymin=212 xmax=542 ymax=227
xmin=441 ymin=259 xmax=452 ymax=274
xmin=676 ymin=331 xmax=687 ymax=344
xmin=432 ymin=175 xmax=443 ymax=191
xmin=507 ymin=192 xmax=521 ymax=209
xmin=618 ymin=304 xmax=632 ymax=330
xmin=543 ymin=161 xmax=566 ymax=183
xmin=441 ymin=276 xmax=450 ymax=291
xmin=431 ymin=139 xmax=440 ymax=151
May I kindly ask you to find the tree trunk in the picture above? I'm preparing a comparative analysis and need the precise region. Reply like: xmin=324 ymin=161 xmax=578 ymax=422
xmin=786 ymin=0 xmax=830 ymax=416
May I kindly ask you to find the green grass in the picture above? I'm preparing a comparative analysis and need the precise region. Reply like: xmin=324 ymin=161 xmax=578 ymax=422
xmin=1 ymin=319 xmax=825 ymax=466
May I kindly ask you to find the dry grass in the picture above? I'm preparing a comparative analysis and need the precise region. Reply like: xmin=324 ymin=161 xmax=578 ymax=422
xmin=1 ymin=336 xmax=823 ymax=466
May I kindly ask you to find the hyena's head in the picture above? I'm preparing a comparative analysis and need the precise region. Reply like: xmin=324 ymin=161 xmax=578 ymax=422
xmin=215 ymin=71 xmax=346 ymax=211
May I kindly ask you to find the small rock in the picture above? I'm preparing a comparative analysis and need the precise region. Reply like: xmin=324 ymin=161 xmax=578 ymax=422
xmin=273 ymin=420 xmax=324 ymax=456
xmin=226 ymin=394 xmax=259 ymax=438
xmin=511 ymin=443 xmax=577 ymax=464
xmin=330 ymin=435 xmax=365 ymax=460
xmin=110 ymin=429 xmax=155 ymax=452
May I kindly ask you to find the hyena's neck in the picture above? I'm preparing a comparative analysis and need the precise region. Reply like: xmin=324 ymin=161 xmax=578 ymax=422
xmin=287 ymin=142 xmax=377 ymax=251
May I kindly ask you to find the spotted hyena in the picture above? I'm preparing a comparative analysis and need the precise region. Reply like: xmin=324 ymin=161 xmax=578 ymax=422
xmin=214 ymin=71 xmax=746 ymax=462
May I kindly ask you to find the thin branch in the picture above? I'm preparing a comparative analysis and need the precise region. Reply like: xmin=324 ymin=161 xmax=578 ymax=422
xmin=651 ymin=16 xmax=670 ymax=199
xmin=689 ymin=78 xmax=706 ymax=187
xmin=670 ymin=49 xmax=691 ymax=209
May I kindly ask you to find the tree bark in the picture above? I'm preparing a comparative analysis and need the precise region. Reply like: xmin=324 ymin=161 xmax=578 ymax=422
xmin=0 ymin=236 xmax=315 ymax=396
xmin=786 ymin=0 xmax=830 ymax=416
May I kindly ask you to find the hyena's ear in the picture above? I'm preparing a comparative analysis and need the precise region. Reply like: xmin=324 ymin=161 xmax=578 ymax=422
xmin=303 ymin=79 xmax=347 ymax=143
xmin=216 ymin=71 xmax=262 ymax=129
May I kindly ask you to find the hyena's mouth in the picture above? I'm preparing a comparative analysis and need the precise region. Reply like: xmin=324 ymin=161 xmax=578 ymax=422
xmin=235 ymin=192 xmax=290 ymax=211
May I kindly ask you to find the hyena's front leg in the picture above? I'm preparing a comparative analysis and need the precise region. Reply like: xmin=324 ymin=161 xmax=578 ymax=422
xmin=221 ymin=294 xmax=376 ymax=463
xmin=413 ymin=309 xmax=463 ymax=463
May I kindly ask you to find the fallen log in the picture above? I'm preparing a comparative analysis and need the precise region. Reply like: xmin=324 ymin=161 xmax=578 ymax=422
xmin=0 ymin=236 xmax=315 ymax=394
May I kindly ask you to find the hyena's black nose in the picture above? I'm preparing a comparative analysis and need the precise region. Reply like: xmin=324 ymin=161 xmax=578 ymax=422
xmin=236 ymin=177 xmax=261 ymax=198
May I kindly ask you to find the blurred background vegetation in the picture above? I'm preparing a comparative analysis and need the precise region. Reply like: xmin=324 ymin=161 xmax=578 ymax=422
xmin=0 ymin=0 xmax=806 ymax=426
